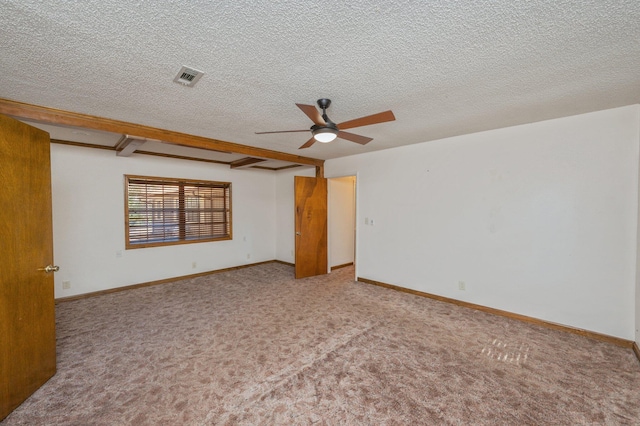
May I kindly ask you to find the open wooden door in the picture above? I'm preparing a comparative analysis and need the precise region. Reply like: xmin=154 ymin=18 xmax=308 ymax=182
xmin=294 ymin=176 xmax=328 ymax=279
xmin=0 ymin=114 xmax=57 ymax=420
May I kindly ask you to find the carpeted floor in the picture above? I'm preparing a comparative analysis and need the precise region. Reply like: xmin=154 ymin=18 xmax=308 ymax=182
xmin=3 ymin=263 xmax=639 ymax=425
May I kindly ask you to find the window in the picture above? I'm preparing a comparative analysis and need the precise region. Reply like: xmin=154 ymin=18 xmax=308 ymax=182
xmin=125 ymin=175 xmax=231 ymax=248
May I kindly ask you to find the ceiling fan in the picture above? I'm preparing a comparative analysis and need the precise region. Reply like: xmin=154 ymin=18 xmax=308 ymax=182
xmin=255 ymin=99 xmax=395 ymax=149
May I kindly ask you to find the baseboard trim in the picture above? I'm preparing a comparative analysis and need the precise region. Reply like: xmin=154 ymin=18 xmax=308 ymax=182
xmin=331 ymin=262 xmax=354 ymax=271
xmin=273 ymin=260 xmax=353 ymax=271
xmin=357 ymin=277 xmax=634 ymax=349
xmin=633 ymin=342 xmax=640 ymax=364
xmin=55 ymin=260 xmax=275 ymax=303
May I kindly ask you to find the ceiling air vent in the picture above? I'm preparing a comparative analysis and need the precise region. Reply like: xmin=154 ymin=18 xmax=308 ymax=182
xmin=173 ymin=66 xmax=204 ymax=87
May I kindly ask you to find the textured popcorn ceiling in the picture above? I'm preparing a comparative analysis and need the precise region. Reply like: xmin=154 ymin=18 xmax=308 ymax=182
xmin=1 ymin=0 xmax=639 ymax=161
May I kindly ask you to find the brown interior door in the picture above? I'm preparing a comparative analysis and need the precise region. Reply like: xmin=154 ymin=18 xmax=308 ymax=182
xmin=0 ymin=114 xmax=56 ymax=420
xmin=294 ymin=176 xmax=328 ymax=278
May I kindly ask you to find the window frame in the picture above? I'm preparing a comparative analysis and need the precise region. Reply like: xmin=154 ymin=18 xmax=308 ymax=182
xmin=124 ymin=174 xmax=232 ymax=249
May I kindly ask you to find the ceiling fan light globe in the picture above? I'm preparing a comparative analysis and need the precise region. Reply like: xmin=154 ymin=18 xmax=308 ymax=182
xmin=311 ymin=125 xmax=338 ymax=143
xmin=313 ymin=132 xmax=338 ymax=143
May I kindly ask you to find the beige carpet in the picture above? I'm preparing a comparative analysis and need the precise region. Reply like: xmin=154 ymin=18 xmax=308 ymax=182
xmin=3 ymin=263 xmax=639 ymax=425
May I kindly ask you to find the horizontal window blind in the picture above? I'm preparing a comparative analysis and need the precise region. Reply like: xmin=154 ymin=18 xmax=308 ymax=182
xmin=125 ymin=175 xmax=231 ymax=248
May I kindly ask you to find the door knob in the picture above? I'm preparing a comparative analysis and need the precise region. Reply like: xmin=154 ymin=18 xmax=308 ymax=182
xmin=296 ymin=232 xmax=301 ymax=236
xmin=38 ymin=265 xmax=60 ymax=273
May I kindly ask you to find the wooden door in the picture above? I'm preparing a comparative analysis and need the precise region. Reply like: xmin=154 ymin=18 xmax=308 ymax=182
xmin=294 ymin=176 xmax=328 ymax=278
xmin=0 ymin=114 xmax=56 ymax=420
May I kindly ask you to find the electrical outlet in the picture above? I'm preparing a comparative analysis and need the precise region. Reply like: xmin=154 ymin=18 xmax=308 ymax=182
xmin=116 ymin=250 xmax=122 ymax=258
xmin=365 ymin=217 xmax=369 ymax=225
xmin=246 ymin=253 xmax=251 ymax=260
xmin=192 ymin=261 xmax=197 ymax=269
xmin=458 ymin=281 xmax=466 ymax=291
xmin=62 ymin=281 xmax=71 ymax=290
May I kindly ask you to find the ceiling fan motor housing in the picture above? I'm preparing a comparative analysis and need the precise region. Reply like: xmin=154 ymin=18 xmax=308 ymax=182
xmin=311 ymin=122 xmax=338 ymax=132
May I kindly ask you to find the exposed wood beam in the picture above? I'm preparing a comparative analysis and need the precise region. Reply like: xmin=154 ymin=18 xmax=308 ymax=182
xmin=0 ymin=98 xmax=324 ymax=167
xmin=115 ymin=135 xmax=147 ymax=157
xmin=51 ymin=139 xmax=115 ymax=152
xmin=258 ymin=164 xmax=302 ymax=171
xmin=229 ymin=157 xmax=266 ymax=169
xmin=50 ymin=139 xmax=278 ymax=168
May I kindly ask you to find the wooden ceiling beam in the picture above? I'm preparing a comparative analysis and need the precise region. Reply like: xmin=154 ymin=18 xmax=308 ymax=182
xmin=230 ymin=157 xmax=266 ymax=169
xmin=0 ymin=98 xmax=324 ymax=167
xmin=115 ymin=135 xmax=147 ymax=157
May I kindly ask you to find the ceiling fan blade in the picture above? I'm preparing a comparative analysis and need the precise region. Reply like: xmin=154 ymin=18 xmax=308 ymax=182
xmin=299 ymin=137 xmax=316 ymax=149
xmin=255 ymin=129 xmax=309 ymax=134
xmin=338 ymin=110 xmax=395 ymax=130
xmin=296 ymin=103 xmax=325 ymax=126
xmin=337 ymin=131 xmax=373 ymax=145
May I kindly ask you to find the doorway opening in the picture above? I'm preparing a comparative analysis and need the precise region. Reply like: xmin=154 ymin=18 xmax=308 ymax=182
xmin=328 ymin=175 xmax=357 ymax=279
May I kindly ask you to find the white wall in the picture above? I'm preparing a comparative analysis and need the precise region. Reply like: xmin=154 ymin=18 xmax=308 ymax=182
xmin=325 ymin=105 xmax=640 ymax=340
xmin=52 ymin=105 xmax=640 ymax=341
xmin=636 ymin=107 xmax=640 ymax=345
xmin=51 ymin=144 xmax=276 ymax=298
xmin=329 ymin=176 xmax=356 ymax=267
xmin=274 ymin=166 xmax=315 ymax=264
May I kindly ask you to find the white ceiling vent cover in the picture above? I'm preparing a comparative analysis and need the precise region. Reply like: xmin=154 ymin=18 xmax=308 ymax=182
xmin=173 ymin=66 xmax=204 ymax=87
